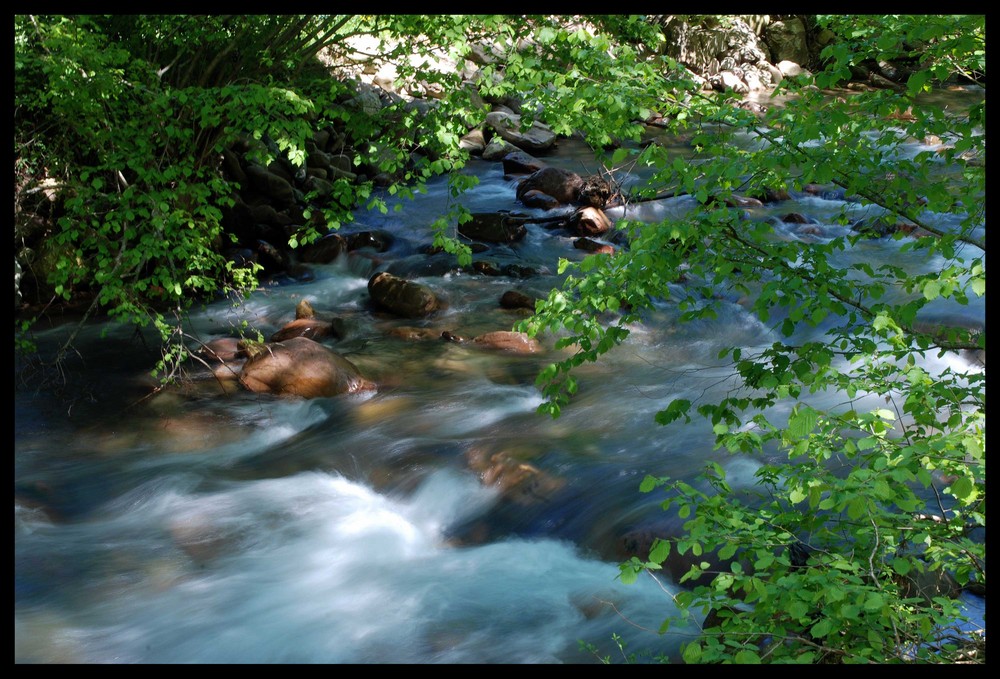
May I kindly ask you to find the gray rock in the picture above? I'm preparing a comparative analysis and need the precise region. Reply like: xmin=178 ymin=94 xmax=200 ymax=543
xmin=484 ymin=111 xmax=557 ymax=152
xmin=766 ymin=18 xmax=810 ymax=66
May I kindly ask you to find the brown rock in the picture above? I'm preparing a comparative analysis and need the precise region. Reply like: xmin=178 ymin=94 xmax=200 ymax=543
xmin=457 ymin=213 xmax=528 ymax=243
xmin=573 ymin=237 xmax=615 ymax=255
xmin=269 ymin=318 xmax=337 ymax=343
xmin=388 ymin=326 xmax=442 ymax=341
xmin=471 ymin=330 xmax=541 ymax=354
xmin=519 ymin=189 xmax=561 ymax=210
xmin=368 ymin=271 xmax=441 ymax=318
xmin=499 ymin=290 xmax=537 ymax=311
xmin=780 ymin=212 xmax=810 ymax=224
xmin=516 ymin=167 xmax=584 ymax=205
xmin=238 ymin=337 xmax=376 ymax=398
xmin=569 ymin=206 xmax=613 ymax=237
xmin=465 ymin=447 xmax=565 ymax=505
xmin=197 ymin=337 xmax=245 ymax=363
xmin=501 ymin=151 xmax=546 ymax=176
xmin=298 ymin=234 xmax=347 ymax=264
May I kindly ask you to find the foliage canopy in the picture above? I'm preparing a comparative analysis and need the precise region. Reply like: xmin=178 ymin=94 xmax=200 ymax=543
xmin=13 ymin=14 xmax=985 ymax=663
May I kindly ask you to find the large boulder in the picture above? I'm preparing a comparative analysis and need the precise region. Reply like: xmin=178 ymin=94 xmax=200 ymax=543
xmin=244 ymin=164 xmax=296 ymax=207
xmin=368 ymin=271 xmax=442 ymax=318
xmin=765 ymin=18 xmax=810 ymax=67
xmin=297 ymin=233 xmax=348 ymax=264
xmin=516 ymin=167 xmax=584 ymax=205
xmin=516 ymin=167 xmax=612 ymax=209
xmin=238 ymin=337 xmax=375 ymax=398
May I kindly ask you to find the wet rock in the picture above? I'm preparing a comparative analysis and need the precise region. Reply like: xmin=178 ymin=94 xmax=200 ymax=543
xmin=297 ymin=233 xmax=348 ymax=264
xmin=484 ymin=111 xmax=557 ymax=152
xmin=472 ymin=260 xmax=502 ymax=276
xmin=502 ymin=263 xmax=538 ymax=278
xmin=465 ymin=447 xmax=566 ymax=505
xmin=780 ymin=212 xmax=810 ymax=224
xmin=501 ymin=151 xmax=546 ymax=176
xmin=197 ymin=336 xmax=246 ymax=363
xmin=238 ymin=336 xmax=376 ymax=398
xmin=471 ymin=330 xmax=542 ymax=354
xmin=458 ymin=213 xmax=528 ymax=243
xmin=368 ymin=271 xmax=442 ymax=318
xmin=519 ymin=189 xmax=561 ymax=210
xmin=269 ymin=317 xmax=339 ymax=343
xmin=347 ymin=230 xmax=393 ymax=252
xmin=573 ymin=237 xmax=615 ymax=255
xmin=568 ymin=206 xmax=613 ymax=237
xmin=387 ymin=326 xmax=443 ymax=341
xmin=516 ymin=167 xmax=585 ymax=205
xmin=499 ymin=290 xmax=537 ymax=311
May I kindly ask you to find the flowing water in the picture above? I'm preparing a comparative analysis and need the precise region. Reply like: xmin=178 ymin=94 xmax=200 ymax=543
xmin=15 ymin=91 xmax=985 ymax=663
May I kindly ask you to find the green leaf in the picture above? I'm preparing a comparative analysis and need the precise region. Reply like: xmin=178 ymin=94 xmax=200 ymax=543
xmin=949 ymin=475 xmax=974 ymax=500
xmin=789 ymin=486 xmax=808 ymax=504
xmin=788 ymin=600 xmax=809 ymax=620
xmin=610 ymin=147 xmax=629 ymax=165
xmin=863 ymin=592 xmax=884 ymax=611
xmin=810 ymin=618 xmax=832 ymax=638
xmin=847 ymin=496 xmax=867 ymax=520
xmin=649 ymin=539 xmax=671 ymax=564
xmin=639 ymin=475 xmax=659 ymax=493
xmin=788 ymin=407 xmax=818 ymax=439
xmin=922 ymin=280 xmax=941 ymax=301
xmin=682 ymin=642 xmax=702 ymax=664
xmin=734 ymin=649 xmax=761 ymax=664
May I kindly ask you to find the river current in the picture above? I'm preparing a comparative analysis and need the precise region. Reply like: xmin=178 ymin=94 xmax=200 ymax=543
xmin=15 ymin=93 xmax=985 ymax=663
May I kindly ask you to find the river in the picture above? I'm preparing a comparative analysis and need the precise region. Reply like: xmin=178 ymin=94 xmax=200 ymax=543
xmin=14 ymin=88 xmax=985 ymax=663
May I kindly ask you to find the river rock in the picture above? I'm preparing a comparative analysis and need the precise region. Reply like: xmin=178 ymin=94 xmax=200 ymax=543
xmin=484 ymin=111 xmax=557 ymax=152
xmin=459 ymin=129 xmax=487 ymax=154
xmin=499 ymin=290 xmax=537 ymax=311
xmin=765 ymin=18 xmax=810 ymax=66
xmin=465 ymin=447 xmax=566 ymax=505
xmin=244 ymin=164 xmax=296 ymax=207
xmin=269 ymin=316 xmax=339 ymax=343
xmin=471 ymin=330 xmax=542 ymax=354
xmin=501 ymin=151 xmax=546 ymax=176
xmin=368 ymin=271 xmax=442 ymax=318
xmin=197 ymin=336 xmax=246 ymax=363
xmin=238 ymin=336 xmax=376 ymax=398
xmin=298 ymin=233 xmax=348 ymax=264
xmin=458 ymin=213 xmax=528 ymax=243
xmin=519 ymin=189 xmax=561 ymax=210
xmin=482 ymin=137 xmax=520 ymax=161
xmin=346 ymin=230 xmax=393 ymax=252
xmin=569 ymin=206 xmax=613 ymax=237
xmin=516 ymin=167 xmax=585 ymax=205
xmin=573 ymin=237 xmax=615 ymax=255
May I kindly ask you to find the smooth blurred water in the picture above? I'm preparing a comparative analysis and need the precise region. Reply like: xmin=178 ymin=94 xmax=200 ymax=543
xmin=15 ymin=101 xmax=984 ymax=663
